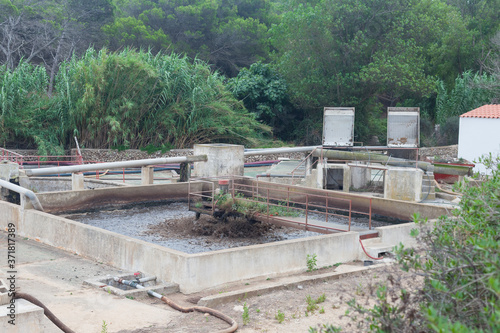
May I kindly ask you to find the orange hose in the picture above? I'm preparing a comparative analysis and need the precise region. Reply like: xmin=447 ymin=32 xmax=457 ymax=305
xmin=359 ymin=238 xmax=384 ymax=260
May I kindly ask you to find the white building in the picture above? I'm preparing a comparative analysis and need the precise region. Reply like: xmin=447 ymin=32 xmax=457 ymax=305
xmin=458 ymin=104 xmax=500 ymax=175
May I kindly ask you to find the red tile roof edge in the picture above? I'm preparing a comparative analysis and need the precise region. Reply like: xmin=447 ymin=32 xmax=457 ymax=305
xmin=460 ymin=104 xmax=500 ymax=119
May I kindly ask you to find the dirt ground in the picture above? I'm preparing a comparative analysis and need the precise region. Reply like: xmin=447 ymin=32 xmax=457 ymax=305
xmin=113 ymin=263 xmax=414 ymax=333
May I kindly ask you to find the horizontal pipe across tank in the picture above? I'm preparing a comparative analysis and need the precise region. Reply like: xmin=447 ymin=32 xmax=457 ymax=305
xmin=244 ymin=146 xmax=320 ymax=156
xmin=24 ymin=155 xmax=208 ymax=177
xmin=312 ymin=149 xmax=471 ymax=176
xmin=256 ymin=174 xmax=305 ymax=178
xmin=0 ymin=179 xmax=44 ymax=211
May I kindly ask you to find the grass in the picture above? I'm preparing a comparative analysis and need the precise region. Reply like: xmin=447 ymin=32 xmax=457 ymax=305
xmin=275 ymin=310 xmax=285 ymax=323
xmin=216 ymin=193 xmax=301 ymax=219
xmin=306 ymin=294 xmax=327 ymax=314
xmin=242 ymin=302 xmax=250 ymax=325
xmin=101 ymin=320 xmax=108 ymax=333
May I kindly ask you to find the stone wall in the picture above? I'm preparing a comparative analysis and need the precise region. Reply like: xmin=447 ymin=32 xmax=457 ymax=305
xmin=12 ymin=148 xmax=307 ymax=164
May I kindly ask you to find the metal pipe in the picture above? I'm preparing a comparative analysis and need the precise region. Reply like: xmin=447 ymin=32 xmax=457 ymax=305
xmin=244 ymin=146 xmax=320 ymax=156
xmin=0 ymin=179 xmax=44 ymax=211
xmin=312 ymin=149 xmax=471 ymax=176
xmin=137 ymin=276 xmax=157 ymax=283
xmin=25 ymin=155 xmax=207 ymax=177
xmin=256 ymin=174 xmax=306 ymax=178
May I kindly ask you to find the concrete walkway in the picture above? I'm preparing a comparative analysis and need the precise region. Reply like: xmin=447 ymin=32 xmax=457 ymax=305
xmin=0 ymin=232 xmax=183 ymax=332
xmin=0 ymin=230 xmax=386 ymax=332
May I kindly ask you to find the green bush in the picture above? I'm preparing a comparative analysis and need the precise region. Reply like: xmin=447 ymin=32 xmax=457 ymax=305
xmin=345 ymin=154 xmax=500 ymax=332
xmin=0 ymin=48 xmax=273 ymax=153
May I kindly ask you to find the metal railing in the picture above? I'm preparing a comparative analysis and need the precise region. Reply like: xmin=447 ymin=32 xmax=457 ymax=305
xmin=0 ymin=148 xmax=24 ymax=165
xmin=188 ymin=176 xmax=374 ymax=233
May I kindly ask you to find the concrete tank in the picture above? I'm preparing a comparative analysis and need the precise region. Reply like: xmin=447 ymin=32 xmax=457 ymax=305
xmin=192 ymin=144 xmax=244 ymax=178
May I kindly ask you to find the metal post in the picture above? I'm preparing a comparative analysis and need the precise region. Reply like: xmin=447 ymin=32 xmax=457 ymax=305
xmin=123 ymin=168 xmax=125 ymax=183
xmin=211 ymin=181 xmax=215 ymax=216
xmin=188 ymin=180 xmax=191 ymax=211
xmin=305 ymin=194 xmax=309 ymax=229
xmin=267 ymin=189 xmax=270 ymax=223
xmin=287 ymin=186 xmax=290 ymax=208
xmin=348 ymin=201 xmax=352 ymax=231
xmin=231 ymin=176 xmax=235 ymax=199
xmin=325 ymin=195 xmax=328 ymax=223
xmin=369 ymin=198 xmax=372 ymax=230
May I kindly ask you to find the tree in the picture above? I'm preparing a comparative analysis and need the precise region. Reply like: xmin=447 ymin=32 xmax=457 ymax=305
xmin=228 ymin=61 xmax=299 ymax=140
xmin=54 ymin=48 xmax=272 ymax=149
xmin=104 ymin=0 xmax=271 ymax=76
xmin=270 ymin=0 xmax=477 ymax=143
xmin=433 ymin=70 xmax=497 ymax=145
xmin=0 ymin=0 xmax=114 ymax=95
xmin=0 ymin=0 xmax=60 ymax=70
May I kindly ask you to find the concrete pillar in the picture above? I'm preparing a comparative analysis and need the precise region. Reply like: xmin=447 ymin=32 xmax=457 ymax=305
xmin=316 ymin=158 xmax=326 ymax=189
xmin=351 ymin=165 xmax=372 ymax=189
xmin=318 ymin=163 xmax=351 ymax=192
xmin=0 ymin=161 xmax=19 ymax=181
xmin=141 ymin=166 xmax=154 ymax=185
xmin=71 ymin=173 xmax=85 ymax=190
xmin=192 ymin=144 xmax=244 ymax=178
xmin=305 ymin=156 xmax=312 ymax=176
xmin=384 ymin=167 xmax=423 ymax=201
xmin=0 ymin=161 xmax=20 ymax=202
xmin=0 ymin=299 xmax=47 ymax=332
xmin=179 ymin=163 xmax=190 ymax=182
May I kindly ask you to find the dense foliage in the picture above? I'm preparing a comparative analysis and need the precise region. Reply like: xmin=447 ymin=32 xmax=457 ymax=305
xmin=227 ymin=62 xmax=300 ymax=140
xmin=0 ymin=0 xmax=498 ymax=150
xmin=345 ymin=154 xmax=500 ymax=332
xmin=0 ymin=49 xmax=271 ymax=152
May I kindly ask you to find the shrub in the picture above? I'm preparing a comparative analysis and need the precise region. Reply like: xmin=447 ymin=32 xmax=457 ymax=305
xmin=345 ymin=154 xmax=500 ymax=332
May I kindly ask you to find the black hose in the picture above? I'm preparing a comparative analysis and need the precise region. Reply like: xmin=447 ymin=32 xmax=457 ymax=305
xmin=159 ymin=296 xmax=238 ymax=333
xmin=14 ymin=293 xmax=75 ymax=333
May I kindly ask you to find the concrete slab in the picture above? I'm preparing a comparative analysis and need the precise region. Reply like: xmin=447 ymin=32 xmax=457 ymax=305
xmin=0 ymin=298 xmax=46 ymax=333
xmin=0 ymin=232 xmax=184 ymax=333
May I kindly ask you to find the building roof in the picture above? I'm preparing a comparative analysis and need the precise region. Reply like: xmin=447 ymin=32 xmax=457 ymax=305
xmin=460 ymin=104 xmax=500 ymax=119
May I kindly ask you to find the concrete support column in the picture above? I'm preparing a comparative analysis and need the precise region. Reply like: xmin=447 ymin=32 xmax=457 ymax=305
xmin=179 ymin=163 xmax=190 ymax=182
xmin=321 ymin=163 xmax=351 ymax=192
xmin=316 ymin=158 xmax=326 ymax=189
xmin=342 ymin=166 xmax=351 ymax=192
xmin=192 ymin=144 xmax=244 ymax=178
xmin=351 ymin=164 xmax=372 ymax=189
xmin=305 ymin=156 xmax=312 ymax=176
xmin=384 ymin=167 xmax=423 ymax=201
xmin=71 ymin=173 xmax=84 ymax=191
xmin=141 ymin=166 xmax=154 ymax=185
xmin=0 ymin=298 xmax=46 ymax=332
